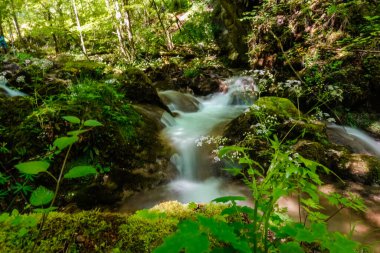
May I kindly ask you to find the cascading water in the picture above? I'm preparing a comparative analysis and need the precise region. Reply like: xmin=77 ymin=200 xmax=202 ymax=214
xmin=0 ymin=78 xmax=27 ymax=97
xmin=119 ymin=76 xmax=256 ymax=210
xmin=327 ymin=124 xmax=380 ymax=158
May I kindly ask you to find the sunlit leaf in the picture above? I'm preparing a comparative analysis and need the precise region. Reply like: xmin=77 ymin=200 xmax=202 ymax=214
xmin=15 ymin=161 xmax=50 ymax=175
xmin=53 ymin=136 xmax=78 ymax=150
xmin=30 ymin=186 xmax=54 ymax=206
xmin=64 ymin=165 xmax=97 ymax=179
xmin=62 ymin=116 xmax=81 ymax=124
xmin=83 ymin=119 xmax=103 ymax=127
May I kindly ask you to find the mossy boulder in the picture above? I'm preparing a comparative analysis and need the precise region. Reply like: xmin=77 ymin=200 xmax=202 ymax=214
xmin=61 ymin=60 xmax=106 ymax=79
xmin=224 ymin=96 xmax=303 ymax=142
xmin=293 ymin=140 xmax=329 ymax=165
xmin=118 ymin=68 xmax=169 ymax=111
xmin=255 ymin=96 xmax=301 ymax=120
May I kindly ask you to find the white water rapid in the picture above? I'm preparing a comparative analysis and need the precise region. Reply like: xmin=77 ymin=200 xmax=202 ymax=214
xmin=119 ymin=76 xmax=256 ymax=211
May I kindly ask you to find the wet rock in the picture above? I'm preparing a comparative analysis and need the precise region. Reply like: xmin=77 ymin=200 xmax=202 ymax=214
xmin=293 ymin=140 xmax=329 ymax=165
xmin=118 ymin=68 xmax=169 ymax=111
xmin=159 ymin=90 xmax=200 ymax=112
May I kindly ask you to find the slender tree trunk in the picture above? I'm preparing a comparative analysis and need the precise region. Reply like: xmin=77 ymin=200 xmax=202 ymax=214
xmin=114 ymin=0 xmax=133 ymax=60
xmin=10 ymin=0 xmax=22 ymax=43
xmin=0 ymin=13 xmax=4 ymax=37
xmin=71 ymin=0 xmax=87 ymax=55
xmin=121 ymin=0 xmax=135 ymax=57
xmin=46 ymin=10 xmax=59 ymax=54
xmin=150 ymin=0 xmax=173 ymax=50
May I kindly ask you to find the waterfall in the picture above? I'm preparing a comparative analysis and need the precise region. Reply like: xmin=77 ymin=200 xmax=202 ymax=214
xmin=119 ymin=76 xmax=256 ymax=210
xmin=327 ymin=124 xmax=380 ymax=158
xmin=162 ymin=76 xmax=256 ymax=180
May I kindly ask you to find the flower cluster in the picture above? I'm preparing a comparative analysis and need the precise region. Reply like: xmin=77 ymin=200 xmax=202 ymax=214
xmin=105 ymin=78 xmax=118 ymax=85
xmin=16 ymin=76 xmax=26 ymax=83
xmin=311 ymin=108 xmax=336 ymax=123
xmin=195 ymin=135 xmax=228 ymax=147
xmin=195 ymin=135 xmax=229 ymax=163
xmin=278 ymin=79 xmax=303 ymax=97
xmin=31 ymin=58 xmax=54 ymax=71
xmin=241 ymin=69 xmax=275 ymax=95
xmin=252 ymin=115 xmax=278 ymax=136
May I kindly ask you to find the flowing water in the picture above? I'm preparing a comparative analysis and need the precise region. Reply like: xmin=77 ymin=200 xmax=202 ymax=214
xmin=0 ymin=79 xmax=27 ymax=97
xmin=327 ymin=124 xmax=380 ymax=158
xmin=119 ymin=77 xmax=380 ymax=250
xmin=119 ymin=76 xmax=256 ymax=211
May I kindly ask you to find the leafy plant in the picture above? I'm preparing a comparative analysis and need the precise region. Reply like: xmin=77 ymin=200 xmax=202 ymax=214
xmin=155 ymin=138 xmax=366 ymax=252
xmin=14 ymin=116 xmax=103 ymax=211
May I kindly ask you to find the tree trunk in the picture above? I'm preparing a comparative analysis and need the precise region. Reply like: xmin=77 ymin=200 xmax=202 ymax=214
xmin=71 ymin=0 xmax=87 ymax=56
xmin=10 ymin=0 xmax=22 ymax=42
xmin=151 ymin=0 xmax=173 ymax=51
xmin=46 ymin=9 xmax=59 ymax=54
xmin=0 ymin=16 xmax=4 ymax=37
xmin=121 ymin=0 xmax=135 ymax=57
xmin=114 ymin=0 xmax=133 ymax=61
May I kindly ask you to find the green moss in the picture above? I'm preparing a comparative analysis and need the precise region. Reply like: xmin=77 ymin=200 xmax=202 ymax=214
xmin=255 ymin=96 xmax=301 ymax=119
xmin=63 ymin=60 xmax=106 ymax=79
xmin=0 ymin=202 xmax=225 ymax=253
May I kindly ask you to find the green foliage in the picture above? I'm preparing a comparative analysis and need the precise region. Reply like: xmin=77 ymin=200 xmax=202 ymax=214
xmin=13 ymin=116 xmax=102 ymax=210
xmin=156 ymin=138 xmax=366 ymax=252
xmin=172 ymin=3 xmax=214 ymax=45
xmin=30 ymin=186 xmax=54 ymax=207
xmin=63 ymin=165 xmax=98 ymax=179
xmin=14 ymin=161 xmax=50 ymax=175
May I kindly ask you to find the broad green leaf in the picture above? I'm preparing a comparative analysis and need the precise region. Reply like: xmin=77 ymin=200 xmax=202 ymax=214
xmin=311 ymin=223 xmax=328 ymax=238
xmin=67 ymin=130 xmax=88 ymax=136
xmin=198 ymin=216 xmax=250 ymax=253
xmin=64 ymin=165 xmax=97 ymax=179
xmin=62 ymin=116 xmax=81 ymax=124
xmin=323 ymin=233 xmax=359 ymax=253
xmin=212 ymin=196 xmax=246 ymax=203
xmin=279 ymin=242 xmax=304 ymax=253
xmin=30 ymin=186 xmax=54 ymax=206
xmin=83 ymin=119 xmax=103 ymax=127
xmin=153 ymin=220 xmax=209 ymax=253
xmin=15 ymin=161 xmax=50 ymax=175
xmin=295 ymin=226 xmax=318 ymax=243
xmin=53 ymin=136 xmax=78 ymax=150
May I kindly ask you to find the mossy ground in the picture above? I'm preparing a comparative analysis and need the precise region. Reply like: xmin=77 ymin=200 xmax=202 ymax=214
xmin=0 ymin=202 xmax=225 ymax=253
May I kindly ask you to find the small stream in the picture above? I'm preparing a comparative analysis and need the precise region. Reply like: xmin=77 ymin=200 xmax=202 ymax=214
xmin=119 ymin=76 xmax=256 ymax=211
xmin=119 ymin=77 xmax=380 ymax=250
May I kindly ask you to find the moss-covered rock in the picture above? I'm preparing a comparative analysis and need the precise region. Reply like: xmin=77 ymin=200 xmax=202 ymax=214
xmin=255 ymin=96 xmax=301 ymax=120
xmin=61 ymin=60 xmax=106 ymax=79
xmin=118 ymin=68 xmax=169 ymax=111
